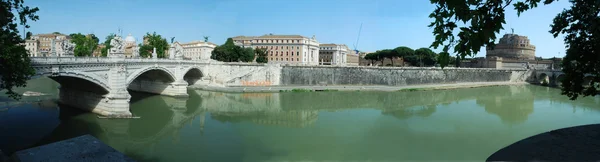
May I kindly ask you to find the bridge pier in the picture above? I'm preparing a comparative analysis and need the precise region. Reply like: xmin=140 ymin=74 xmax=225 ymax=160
xmin=58 ymin=86 xmax=132 ymax=117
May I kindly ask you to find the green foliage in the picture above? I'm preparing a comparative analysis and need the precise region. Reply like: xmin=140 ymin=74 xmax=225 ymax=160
xmin=255 ymin=48 xmax=269 ymax=63
xmin=377 ymin=49 xmax=395 ymax=66
xmin=25 ymin=31 xmax=32 ymax=39
xmin=414 ymin=48 xmax=437 ymax=66
xmin=549 ymin=0 xmax=600 ymax=99
xmin=100 ymin=33 xmax=115 ymax=57
xmin=69 ymin=33 xmax=99 ymax=57
xmin=428 ymin=0 xmax=519 ymax=67
xmin=429 ymin=0 xmax=597 ymax=100
xmin=139 ymin=32 xmax=169 ymax=58
xmin=0 ymin=0 xmax=39 ymax=100
xmin=210 ymin=38 xmax=255 ymax=62
xmin=392 ymin=46 xmax=415 ymax=66
xmin=364 ymin=53 xmax=379 ymax=65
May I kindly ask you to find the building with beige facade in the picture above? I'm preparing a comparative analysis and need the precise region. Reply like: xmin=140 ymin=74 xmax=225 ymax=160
xmin=460 ymin=33 xmax=560 ymax=69
xmin=486 ymin=33 xmax=536 ymax=60
xmin=319 ymin=44 xmax=347 ymax=65
xmin=346 ymin=50 xmax=360 ymax=66
xmin=232 ymin=34 xmax=320 ymax=65
xmin=318 ymin=44 xmax=359 ymax=66
xmin=25 ymin=33 xmax=71 ymax=57
xmin=93 ymin=44 xmax=105 ymax=57
xmin=179 ymin=41 xmax=217 ymax=60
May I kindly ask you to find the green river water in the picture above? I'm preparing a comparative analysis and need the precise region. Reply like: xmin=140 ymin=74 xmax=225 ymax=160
xmin=1 ymin=77 xmax=600 ymax=161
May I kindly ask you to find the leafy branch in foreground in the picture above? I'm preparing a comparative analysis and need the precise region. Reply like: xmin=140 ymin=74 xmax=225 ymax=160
xmin=0 ymin=0 xmax=40 ymax=100
xmin=429 ymin=0 xmax=599 ymax=100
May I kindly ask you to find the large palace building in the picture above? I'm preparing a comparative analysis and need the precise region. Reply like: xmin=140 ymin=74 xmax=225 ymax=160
xmin=232 ymin=34 xmax=320 ymax=65
xmin=486 ymin=34 xmax=536 ymax=60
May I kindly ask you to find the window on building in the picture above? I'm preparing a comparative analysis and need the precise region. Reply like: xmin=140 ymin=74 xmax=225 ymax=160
xmin=297 ymin=52 xmax=299 ymax=56
xmin=286 ymin=52 xmax=288 ymax=56
xmin=286 ymin=46 xmax=288 ymax=49
xmin=276 ymin=51 xmax=278 ymax=56
xmin=297 ymin=58 xmax=299 ymax=61
xmin=286 ymin=58 xmax=288 ymax=61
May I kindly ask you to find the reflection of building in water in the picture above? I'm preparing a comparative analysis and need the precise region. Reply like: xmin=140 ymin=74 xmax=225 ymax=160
xmin=475 ymin=86 xmax=534 ymax=124
xmin=199 ymin=91 xmax=319 ymax=128
xmin=382 ymin=105 xmax=437 ymax=119
xmin=251 ymin=111 xmax=318 ymax=128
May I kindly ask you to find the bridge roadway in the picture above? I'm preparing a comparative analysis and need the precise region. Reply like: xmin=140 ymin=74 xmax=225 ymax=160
xmin=29 ymin=57 xmax=592 ymax=118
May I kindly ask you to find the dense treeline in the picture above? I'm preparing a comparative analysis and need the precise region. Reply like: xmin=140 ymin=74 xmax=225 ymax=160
xmin=363 ymin=46 xmax=450 ymax=67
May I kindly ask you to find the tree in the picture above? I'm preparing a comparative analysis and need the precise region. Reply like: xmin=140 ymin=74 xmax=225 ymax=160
xmin=392 ymin=46 xmax=415 ymax=66
xmin=139 ymin=32 xmax=169 ymax=58
xmin=376 ymin=49 xmax=395 ymax=66
xmin=25 ymin=31 xmax=32 ymax=39
xmin=101 ymin=33 xmax=116 ymax=57
xmin=0 ymin=0 xmax=39 ymax=100
xmin=429 ymin=0 xmax=599 ymax=100
xmin=364 ymin=53 xmax=378 ymax=65
xmin=414 ymin=48 xmax=437 ymax=67
xmin=255 ymin=48 xmax=269 ymax=63
xmin=210 ymin=38 xmax=254 ymax=63
xmin=239 ymin=47 xmax=255 ymax=62
xmin=69 ymin=33 xmax=99 ymax=57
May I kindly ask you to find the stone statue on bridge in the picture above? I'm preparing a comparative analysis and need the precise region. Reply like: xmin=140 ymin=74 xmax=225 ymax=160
xmin=132 ymin=46 xmax=140 ymax=58
xmin=54 ymin=40 xmax=75 ymax=57
xmin=175 ymin=43 xmax=184 ymax=60
xmin=169 ymin=42 xmax=184 ymax=60
xmin=109 ymin=36 xmax=125 ymax=58
xmin=152 ymin=47 xmax=157 ymax=59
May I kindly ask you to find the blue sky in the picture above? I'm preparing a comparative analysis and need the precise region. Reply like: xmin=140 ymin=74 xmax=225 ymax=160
xmin=23 ymin=0 xmax=570 ymax=58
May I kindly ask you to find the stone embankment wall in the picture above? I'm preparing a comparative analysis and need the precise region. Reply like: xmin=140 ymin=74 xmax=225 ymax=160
xmin=279 ymin=66 xmax=532 ymax=86
xmin=203 ymin=63 xmax=282 ymax=87
xmin=203 ymin=63 xmax=533 ymax=87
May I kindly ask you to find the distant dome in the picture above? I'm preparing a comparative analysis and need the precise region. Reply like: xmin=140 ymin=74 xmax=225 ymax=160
xmin=125 ymin=34 xmax=136 ymax=43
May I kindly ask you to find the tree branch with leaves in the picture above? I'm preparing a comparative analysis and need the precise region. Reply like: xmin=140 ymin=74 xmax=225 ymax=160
xmin=429 ymin=0 xmax=599 ymax=100
xmin=0 ymin=0 xmax=39 ymax=100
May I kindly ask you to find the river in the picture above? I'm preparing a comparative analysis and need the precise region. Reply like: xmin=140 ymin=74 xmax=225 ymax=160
xmin=0 ymin=77 xmax=599 ymax=161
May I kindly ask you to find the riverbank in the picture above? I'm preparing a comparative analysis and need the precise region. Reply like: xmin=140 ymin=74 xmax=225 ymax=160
xmin=487 ymin=124 xmax=600 ymax=161
xmin=192 ymin=81 xmax=529 ymax=93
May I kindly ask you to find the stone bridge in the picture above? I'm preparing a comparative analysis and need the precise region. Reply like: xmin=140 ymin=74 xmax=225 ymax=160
xmin=533 ymin=69 xmax=595 ymax=87
xmin=32 ymin=57 xmax=591 ymax=118
xmin=30 ymin=57 xmax=216 ymax=117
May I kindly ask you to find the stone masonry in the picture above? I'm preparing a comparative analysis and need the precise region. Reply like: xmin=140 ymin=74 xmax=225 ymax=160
xmin=30 ymin=57 xmax=563 ymax=117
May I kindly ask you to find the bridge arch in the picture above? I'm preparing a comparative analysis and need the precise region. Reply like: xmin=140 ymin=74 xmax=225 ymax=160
xmin=182 ymin=67 xmax=203 ymax=86
xmin=538 ymin=73 xmax=550 ymax=85
xmin=126 ymin=66 xmax=177 ymax=86
xmin=37 ymin=72 xmax=111 ymax=94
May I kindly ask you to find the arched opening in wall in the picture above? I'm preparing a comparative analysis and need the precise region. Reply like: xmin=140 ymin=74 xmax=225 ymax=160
xmin=50 ymin=76 xmax=110 ymax=112
xmin=582 ymin=76 xmax=593 ymax=87
xmin=556 ymin=74 xmax=565 ymax=87
xmin=538 ymin=73 xmax=549 ymax=86
xmin=183 ymin=68 xmax=203 ymax=86
xmin=128 ymin=69 xmax=176 ymax=96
